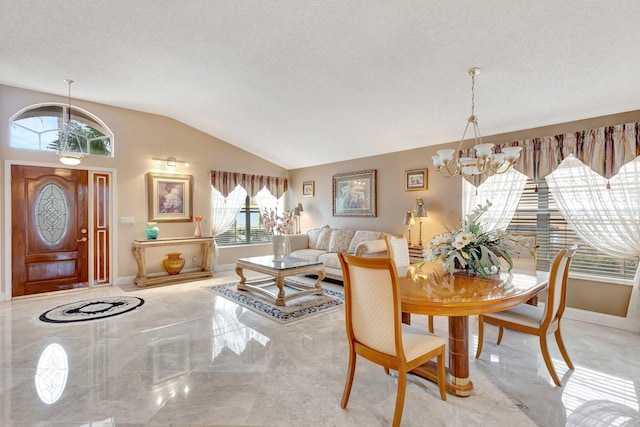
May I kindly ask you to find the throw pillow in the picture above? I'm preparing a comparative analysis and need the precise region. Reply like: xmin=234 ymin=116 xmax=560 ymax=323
xmin=328 ymin=229 xmax=355 ymax=253
xmin=348 ymin=230 xmax=384 ymax=254
xmin=315 ymin=227 xmax=333 ymax=251
xmin=307 ymin=225 xmax=328 ymax=249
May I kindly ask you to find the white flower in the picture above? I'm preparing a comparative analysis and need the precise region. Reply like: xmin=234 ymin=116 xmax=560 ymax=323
xmin=452 ymin=232 xmax=474 ymax=250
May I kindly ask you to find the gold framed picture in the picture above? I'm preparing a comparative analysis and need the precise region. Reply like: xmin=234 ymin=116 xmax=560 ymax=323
xmin=147 ymin=172 xmax=193 ymax=222
xmin=405 ymin=168 xmax=428 ymax=191
xmin=302 ymin=181 xmax=315 ymax=197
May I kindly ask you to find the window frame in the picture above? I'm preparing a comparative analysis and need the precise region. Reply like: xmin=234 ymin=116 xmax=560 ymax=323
xmin=214 ymin=196 xmax=273 ymax=247
xmin=10 ymin=102 xmax=114 ymax=157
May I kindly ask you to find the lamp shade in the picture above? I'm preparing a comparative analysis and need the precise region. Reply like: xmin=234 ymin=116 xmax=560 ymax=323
xmin=296 ymin=202 xmax=303 ymax=212
xmin=403 ymin=211 xmax=415 ymax=225
xmin=414 ymin=198 xmax=427 ymax=218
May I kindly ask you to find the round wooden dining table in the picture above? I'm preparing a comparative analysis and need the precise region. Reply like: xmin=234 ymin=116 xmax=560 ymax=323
xmin=398 ymin=263 xmax=547 ymax=397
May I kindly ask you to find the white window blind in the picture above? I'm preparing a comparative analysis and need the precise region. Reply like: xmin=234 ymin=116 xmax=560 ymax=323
xmin=507 ymin=180 xmax=638 ymax=280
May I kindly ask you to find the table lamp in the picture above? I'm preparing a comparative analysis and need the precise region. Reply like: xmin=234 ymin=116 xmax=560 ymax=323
xmin=403 ymin=211 xmax=415 ymax=246
xmin=413 ymin=197 xmax=427 ymax=247
xmin=294 ymin=202 xmax=303 ymax=233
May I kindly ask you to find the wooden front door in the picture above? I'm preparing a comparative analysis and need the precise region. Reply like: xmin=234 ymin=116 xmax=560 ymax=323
xmin=11 ymin=165 xmax=89 ymax=297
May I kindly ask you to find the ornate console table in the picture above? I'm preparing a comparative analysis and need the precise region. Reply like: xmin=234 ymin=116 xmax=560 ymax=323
xmin=132 ymin=237 xmax=214 ymax=287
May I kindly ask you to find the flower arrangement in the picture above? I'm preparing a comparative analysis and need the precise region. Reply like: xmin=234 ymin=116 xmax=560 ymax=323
xmin=261 ymin=208 xmax=291 ymax=236
xmin=423 ymin=201 xmax=531 ymax=278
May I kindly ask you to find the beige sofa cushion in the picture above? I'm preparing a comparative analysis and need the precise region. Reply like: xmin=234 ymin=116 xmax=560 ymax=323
xmin=315 ymin=227 xmax=333 ymax=250
xmin=318 ymin=252 xmax=341 ymax=270
xmin=328 ymin=229 xmax=355 ymax=253
xmin=348 ymin=230 xmax=385 ymax=253
xmin=307 ymin=226 xmax=328 ymax=249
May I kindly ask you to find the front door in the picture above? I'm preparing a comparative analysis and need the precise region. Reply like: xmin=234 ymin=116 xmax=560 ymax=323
xmin=11 ymin=165 xmax=89 ymax=297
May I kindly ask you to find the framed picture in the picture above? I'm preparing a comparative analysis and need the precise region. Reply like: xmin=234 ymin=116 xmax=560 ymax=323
xmin=302 ymin=181 xmax=315 ymax=197
xmin=332 ymin=169 xmax=377 ymax=217
xmin=147 ymin=172 xmax=193 ymax=222
xmin=405 ymin=168 xmax=428 ymax=191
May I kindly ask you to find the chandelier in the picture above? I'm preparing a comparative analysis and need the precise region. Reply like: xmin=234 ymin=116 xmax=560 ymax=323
xmin=431 ymin=68 xmax=522 ymax=178
xmin=57 ymin=79 xmax=87 ymax=166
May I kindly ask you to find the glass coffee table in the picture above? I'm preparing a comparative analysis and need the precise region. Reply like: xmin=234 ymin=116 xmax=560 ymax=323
xmin=235 ymin=255 xmax=326 ymax=306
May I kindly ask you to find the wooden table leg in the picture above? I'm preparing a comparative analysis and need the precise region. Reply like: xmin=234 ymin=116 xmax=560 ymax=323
xmin=447 ymin=315 xmax=473 ymax=396
xmin=236 ymin=266 xmax=247 ymax=288
xmin=275 ymin=276 xmax=286 ymax=306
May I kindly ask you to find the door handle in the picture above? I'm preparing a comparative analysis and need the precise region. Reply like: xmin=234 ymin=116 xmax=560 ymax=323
xmin=77 ymin=237 xmax=88 ymax=242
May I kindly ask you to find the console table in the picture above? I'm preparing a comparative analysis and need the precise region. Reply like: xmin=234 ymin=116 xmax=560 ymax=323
xmin=132 ymin=237 xmax=214 ymax=287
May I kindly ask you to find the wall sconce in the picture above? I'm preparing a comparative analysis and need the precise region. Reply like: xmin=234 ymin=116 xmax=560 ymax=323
xmin=153 ymin=157 xmax=189 ymax=167
xmin=403 ymin=211 xmax=415 ymax=246
xmin=413 ymin=197 xmax=428 ymax=247
xmin=293 ymin=202 xmax=303 ymax=234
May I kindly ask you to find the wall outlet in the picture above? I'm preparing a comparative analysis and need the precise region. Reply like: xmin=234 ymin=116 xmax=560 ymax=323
xmin=192 ymin=256 xmax=198 ymax=265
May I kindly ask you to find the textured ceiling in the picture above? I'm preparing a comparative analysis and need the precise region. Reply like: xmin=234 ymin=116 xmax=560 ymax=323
xmin=2 ymin=1 xmax=640 ymax=169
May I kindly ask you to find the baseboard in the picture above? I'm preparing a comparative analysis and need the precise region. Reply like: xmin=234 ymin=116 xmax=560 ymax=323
xmin=564 ymin=306 xmax=639 ymax=332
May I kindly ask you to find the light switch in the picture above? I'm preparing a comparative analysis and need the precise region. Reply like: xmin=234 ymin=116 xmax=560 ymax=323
xmin=120 ymin=217 xmax=135 ymax=224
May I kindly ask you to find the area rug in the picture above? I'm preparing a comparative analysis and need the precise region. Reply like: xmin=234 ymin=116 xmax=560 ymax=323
xmin=208 ymin=278 xmax=344 ymax=325
xmin=39 ymin=296 xmax=145 ymax=323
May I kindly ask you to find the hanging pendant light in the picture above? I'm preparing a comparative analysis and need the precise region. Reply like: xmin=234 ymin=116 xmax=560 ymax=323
xmin=57 ymin=79 xmax=87 ymax=166
xmin=432 ymin=68 xmax=522 ymax=178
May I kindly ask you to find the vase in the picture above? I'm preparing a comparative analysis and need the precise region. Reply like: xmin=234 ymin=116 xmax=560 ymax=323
xmin=194 ymin=218 xmax=203 ymax=237
xmin=163 ymin=253 xmax=185 ymax=275
xmin=271 ymin=235 xmax=288 ymax=262
xmin=145 ymin=222 xmax=160 ymax=240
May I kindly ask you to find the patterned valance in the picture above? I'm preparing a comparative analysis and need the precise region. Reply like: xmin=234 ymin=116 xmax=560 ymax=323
xmin=463 ymin=122 xmax=640 ymax=186
xmin=210 ymin=170 xmax=288 ymax=198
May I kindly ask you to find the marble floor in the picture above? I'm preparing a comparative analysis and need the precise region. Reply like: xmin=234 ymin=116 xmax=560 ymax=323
xmin=1 ymin=271 xmax=639 ymax=427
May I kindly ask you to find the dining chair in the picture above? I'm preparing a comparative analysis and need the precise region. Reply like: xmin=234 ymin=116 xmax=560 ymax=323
xmin=338 ymin=252 xmax=446 ymax=427
xmin=385 ymin=234 xmax=436 ymax=333
xmin=475 ymin=244 xmax=579 ymax=387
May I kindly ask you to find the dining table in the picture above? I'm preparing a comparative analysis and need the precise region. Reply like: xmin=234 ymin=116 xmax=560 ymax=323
xmin=398 ymin=262 xmax=548 ymax=397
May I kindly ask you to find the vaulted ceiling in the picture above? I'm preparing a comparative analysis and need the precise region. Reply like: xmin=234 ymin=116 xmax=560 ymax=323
xmin=2 ymin=1 xmax=639 ymax=169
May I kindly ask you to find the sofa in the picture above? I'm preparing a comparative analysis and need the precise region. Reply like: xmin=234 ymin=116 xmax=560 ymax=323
xmin=286 ymin=226 xmax=389 ymax=281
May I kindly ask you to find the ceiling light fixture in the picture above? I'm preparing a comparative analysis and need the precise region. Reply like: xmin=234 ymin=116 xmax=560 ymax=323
xmin=57 ymin=79 xmax=87 ymax=166
xmin=153 ymin=157 xmax=189 ymax=167
xmin=431 ymin=67 xmax=522 ymax=178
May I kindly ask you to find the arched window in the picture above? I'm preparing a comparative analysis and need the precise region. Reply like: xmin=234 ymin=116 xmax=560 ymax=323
xmin=10 ymin=103 xmax=114 ymax=157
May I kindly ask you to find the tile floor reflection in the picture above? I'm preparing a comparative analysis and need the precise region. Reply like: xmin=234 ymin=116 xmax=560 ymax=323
xmin=0 ymin=271 xmax=638 ymax=426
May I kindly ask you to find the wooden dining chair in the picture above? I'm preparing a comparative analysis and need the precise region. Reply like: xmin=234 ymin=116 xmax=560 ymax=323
xmin=385 ymin=234 xmax=435 ymax=332
xmin=338 ymin=252 xmax=446 ymax=427
xmin=475 ymin=244 xmax=579 ymax=387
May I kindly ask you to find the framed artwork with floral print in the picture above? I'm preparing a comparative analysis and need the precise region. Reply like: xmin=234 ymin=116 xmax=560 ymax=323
xmin=147 ymin=172 xmax=193 ymax=222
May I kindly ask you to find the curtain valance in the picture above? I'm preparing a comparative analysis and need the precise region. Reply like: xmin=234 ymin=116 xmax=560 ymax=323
xmin=463 ymin=122 xmax=640 ymax=186
xmin=500 ymin=122 xmax=640 ymax=183
xmin=210 ymin=170 xmax=288 ymax=198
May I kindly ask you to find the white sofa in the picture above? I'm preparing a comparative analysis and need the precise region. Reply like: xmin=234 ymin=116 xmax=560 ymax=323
xmin=286 ymin=226 xmax=389 ymax=281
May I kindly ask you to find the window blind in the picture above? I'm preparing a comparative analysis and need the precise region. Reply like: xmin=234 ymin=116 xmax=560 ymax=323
xmin=507 ymin=180 xmax=638 ymax=280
